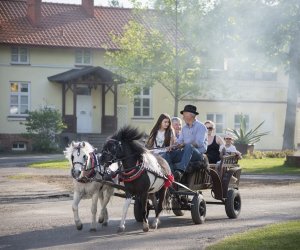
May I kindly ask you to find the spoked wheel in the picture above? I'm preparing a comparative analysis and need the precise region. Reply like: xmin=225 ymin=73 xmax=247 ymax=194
xmin=171 ymin=196 xmax=185 ymax=216
xmin=191 ymin=193 xmax=206 ymax=224
xmin=225 ymin=189 xmax=241 ymax=219
xmin=134 ymin=198 xmax=143 ymax=222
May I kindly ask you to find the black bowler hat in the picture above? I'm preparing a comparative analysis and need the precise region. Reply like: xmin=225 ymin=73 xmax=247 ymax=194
xmin=180 ymin=105 xmax=199 ymax=115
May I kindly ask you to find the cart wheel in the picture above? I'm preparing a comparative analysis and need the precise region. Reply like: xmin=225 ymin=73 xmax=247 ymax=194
xmin=134 ymin=198 xmax=143 ymax=222
xmin=191 ymin=194 xmax=206 ymax=224
xmin=171 ymin=197 xmax=185 ymax=216
xmin=225 ymin=189 xmax=241 ymax=219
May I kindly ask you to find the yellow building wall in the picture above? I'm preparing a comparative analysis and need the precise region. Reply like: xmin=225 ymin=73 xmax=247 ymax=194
xmin=1 ymin=45 xmax=299 ymax=150
xmin=0 ymin=46 xmax=106 ymax=134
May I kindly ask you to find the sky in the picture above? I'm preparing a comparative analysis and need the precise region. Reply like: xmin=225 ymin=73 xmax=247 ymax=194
xmin=42 ymin=0 xmax=151 ymax=8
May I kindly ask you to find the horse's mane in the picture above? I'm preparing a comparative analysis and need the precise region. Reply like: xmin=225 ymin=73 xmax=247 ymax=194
xmin=64 ymin=141 xmax=95 ymax=161
xmin=111 ymin=126 xmax=146 ymax=155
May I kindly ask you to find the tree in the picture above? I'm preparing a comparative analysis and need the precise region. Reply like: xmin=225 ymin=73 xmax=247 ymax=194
xmin=166 ymin=0 xmax=300 ymax=149
xmin=108 ymin=0 xmax=120 ymax=7
xmin=105 ymin=17 xmax=201 ymax=116
xmin=24 ymin=107 xmax=66 ymax=152
xmin=218 ymin=0 xmax=300 ymax=150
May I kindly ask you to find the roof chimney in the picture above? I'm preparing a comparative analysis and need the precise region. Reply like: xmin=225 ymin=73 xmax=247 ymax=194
xmin=27 ymin=0 xmax=41 ymax=26
xmin=82 ymin=0 xmax=94 ymax=17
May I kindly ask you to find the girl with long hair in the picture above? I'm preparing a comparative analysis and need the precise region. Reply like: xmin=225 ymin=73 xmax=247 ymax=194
xmin=146 ymin=113 xmax=175 ymax=155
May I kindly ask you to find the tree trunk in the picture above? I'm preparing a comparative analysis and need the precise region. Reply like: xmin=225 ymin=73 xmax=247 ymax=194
xmin=282 ymin=35 xmax=300 ymax=150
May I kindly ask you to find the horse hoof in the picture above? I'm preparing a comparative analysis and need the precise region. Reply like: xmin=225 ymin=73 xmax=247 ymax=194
xmin=89 ymin=228 xmax=97 ymax=232
xmin=98 ymin=218 xmax=104 ymax=224
xmin=102 ymin=222 xmax=108 ymax=227
xmin=151 ymin=219 xmax=160 ymax=229
xmin=76 ymin=224 xmax=83 ymax=230
xmin=117 ymin=227 xmax=125 ymax=233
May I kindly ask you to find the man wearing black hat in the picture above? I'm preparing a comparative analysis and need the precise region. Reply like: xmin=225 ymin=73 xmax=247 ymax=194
xmin=163 ymin=104 xmax=208 ymax=181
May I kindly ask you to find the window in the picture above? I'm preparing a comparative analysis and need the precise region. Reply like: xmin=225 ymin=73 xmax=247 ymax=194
xmin=9 ymin=82 xmax=30 ymax=115
xmin=11 ymin=47 xmax=29 ymax=64
xmin=75 ymin=49 xmax=91 ymax=65
xmin=12 ymin=142 xmax=27 ymax=151
xmin=76 ymin=86 xmax=91 ymax=95
xmin=234 ymin=114 xmax=249 ymax=131
xmin=134 ymin=87 xmax=151 ymax=117
xmin=206 ymin=113 xmax=224 ymax=134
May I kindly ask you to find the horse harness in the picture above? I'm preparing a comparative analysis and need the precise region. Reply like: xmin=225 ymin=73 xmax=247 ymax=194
xmin=71 ymin=147 xmax=102 ymax=183
xmin=102 ymin=138 xmax=174 ymax=189
xmin=109 ymin=154 xmax=167 ymax=192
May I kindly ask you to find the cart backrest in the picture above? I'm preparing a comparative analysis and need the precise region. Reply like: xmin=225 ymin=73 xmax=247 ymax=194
xmin=187 ymin=155 xmax=241 ymax=190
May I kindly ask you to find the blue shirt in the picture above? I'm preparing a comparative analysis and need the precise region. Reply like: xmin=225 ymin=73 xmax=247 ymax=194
xmin=177 ymin=119 xmax=208 ymax=154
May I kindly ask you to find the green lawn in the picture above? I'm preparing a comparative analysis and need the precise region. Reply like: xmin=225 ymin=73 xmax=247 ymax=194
xmin=28 ymin=157 xmax=300 ymax=175
xmin=239 ymin=158 xmax=300 ymax=175
xmin=206 ymin=220 xmax=300 ymax=250
xmin=29 ymin=159 xmax=69 ymax=169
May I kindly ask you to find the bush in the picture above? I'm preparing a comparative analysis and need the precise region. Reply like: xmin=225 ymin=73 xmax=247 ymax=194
xmin=23 ymin=107 xmax=66 ymax=152
xmin=243 ymin=150 xmax=294 ymax=159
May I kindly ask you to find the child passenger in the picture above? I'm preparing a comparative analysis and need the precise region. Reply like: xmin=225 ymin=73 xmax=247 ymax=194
xmin=219 ymin=133 xmax=242 ymax=159
xmin=217 ymin=133 xmax=241 ymax=184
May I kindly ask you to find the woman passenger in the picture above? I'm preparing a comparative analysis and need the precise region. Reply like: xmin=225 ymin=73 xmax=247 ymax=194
xmin=205 ymin=120 xmax=224 ymax=163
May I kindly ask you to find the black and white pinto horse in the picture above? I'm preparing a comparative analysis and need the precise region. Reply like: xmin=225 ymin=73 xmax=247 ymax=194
xmin=100 ymin=126 xmax=174 ymax=232
xmin=64 ymin=141 xmax=115 ymax=231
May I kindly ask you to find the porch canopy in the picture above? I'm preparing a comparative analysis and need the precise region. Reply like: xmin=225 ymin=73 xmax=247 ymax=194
xmin=48 ymin=66 xmax=124 ymax=133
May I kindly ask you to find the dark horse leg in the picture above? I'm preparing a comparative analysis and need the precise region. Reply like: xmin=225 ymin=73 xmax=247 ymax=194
xmin=152 ymin=187 xmax=167 ymax=229
xmin=140 ymin=192 xmax=150 ymax=232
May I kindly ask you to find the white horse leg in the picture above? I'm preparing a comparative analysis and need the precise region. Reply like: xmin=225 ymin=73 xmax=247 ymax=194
xmin=98 ymin=187 xmax=114 ymax=226
xmin=118 ymin=197 xmax=132 ymax=233
xmin=90 ymin=191 xmax=99 ymax=232
xmin=72 ymin=191 xmax=83 ymax=230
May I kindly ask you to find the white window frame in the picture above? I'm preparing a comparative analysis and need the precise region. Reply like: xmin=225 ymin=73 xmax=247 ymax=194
xmin=206 ymin=113 xmax=225 ymax=134
xmin=75 ymin=49 xmax=92 ymax=65
xmin=234 ymin=113 xmax=250 ymax=131
xmin=133 ymin=87 xmax=152 ymax=118
xmin=12 ymin=142 xmax=27 ymax=151
xmin=11 ymin=47 xmax=29 ymax=64
xmin=9 ymin=81 xmax=30 ymax=116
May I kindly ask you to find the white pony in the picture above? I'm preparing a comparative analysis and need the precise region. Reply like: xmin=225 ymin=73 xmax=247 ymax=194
xmin=64 ymin=141 xmax=114 ymax=231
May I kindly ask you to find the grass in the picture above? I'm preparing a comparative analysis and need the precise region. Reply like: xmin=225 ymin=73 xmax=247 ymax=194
xmin=239 ymin=158 xmax=300 ymax=175
xmin=206 ymin=220 xmax=300 ymax=250
xmin=28 ymin=157 xmax=300 ymax=175
xmin=29 ymin=159 xmax=69 ymax=169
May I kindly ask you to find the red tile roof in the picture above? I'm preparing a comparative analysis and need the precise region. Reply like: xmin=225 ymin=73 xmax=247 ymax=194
xmin=0 ymin=0 xmax=174 ymax=49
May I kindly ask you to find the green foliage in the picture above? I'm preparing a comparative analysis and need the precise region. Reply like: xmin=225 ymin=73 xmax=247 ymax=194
xmin=207 ymin=220 xmax=300 ymax=250
xmin=239 ymin=158 xmax=300 ymax=174
xmin=226 ymin=114 xmax=269 ymax=145
xmin=24 ymin=107 xmax=66 ymax=152
xmin=243 ymin=150 xmax=294 ymax=159
xmin=105 ymin=20 xmax=201 ymax=113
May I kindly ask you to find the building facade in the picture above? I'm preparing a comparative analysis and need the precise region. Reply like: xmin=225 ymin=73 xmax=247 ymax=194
xmin=0 ymin=0 xmax=299 ymax=151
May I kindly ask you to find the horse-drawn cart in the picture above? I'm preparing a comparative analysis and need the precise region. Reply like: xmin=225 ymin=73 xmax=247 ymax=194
xmin=98 ymin=126 xmax=242 ymax=232
xmin=133 ymin=154 xmax=242 ymax=225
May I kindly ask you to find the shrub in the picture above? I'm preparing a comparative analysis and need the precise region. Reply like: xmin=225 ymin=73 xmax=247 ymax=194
xmin=23 ymin=107 xmax=66 ymax=152
xmin=243 ymin=150 xmax=295 ymax=159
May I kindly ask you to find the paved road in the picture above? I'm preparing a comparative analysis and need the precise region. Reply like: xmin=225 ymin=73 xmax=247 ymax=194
xmin=0 ymin=155 xmax=299 ymax=250
xmin=0 ymin=154 xmax=65 ymax=167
